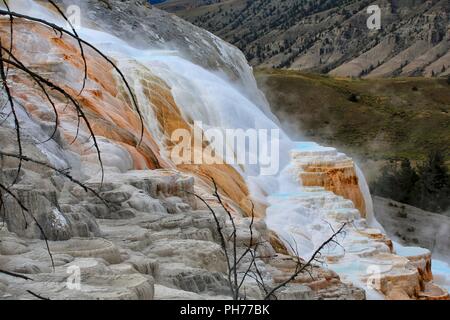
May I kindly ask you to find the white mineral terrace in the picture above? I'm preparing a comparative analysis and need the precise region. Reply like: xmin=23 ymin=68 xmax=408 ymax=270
xmin=267 ymin=142 xmax=448 ymax=299
xmin=3 ymin=0 xmax=448 ymax=300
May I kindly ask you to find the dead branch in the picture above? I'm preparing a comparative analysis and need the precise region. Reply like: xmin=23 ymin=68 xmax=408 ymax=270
xmin=0 ymin=8 xmax=145 ymax=145
xmin=0 ymin=2 xmax=153 ymax=301
xmin=263 ymin=223 xmax=347 ymax=300
xmin=1 ymin=0 xmax=13 ymax=77
xmin=0 ymin=181 xmax=55 ymax=269
xmin=186 ymin=190 xmax=236 ymax=298
xmin=47 ymin=0 xmax=88 ymax=95
xmin=189 ymin=177 xmax=348 ymax=300
xmin=0 ymin=269 xmax=33 ymax=281
xmin=210 ymin=178 xmax=239 ymax=299
xmin=0 ymin=151 xmax=108 ymax=206
xmin=0 ymin=268 xmax=51 ymax=300
xmin=26 ymin=290 xmax=50 ymax=300
xmin=0 ymin=39 xmax=23 ymax=186
xmin=1 ymin=48 xmax=105 ymax=185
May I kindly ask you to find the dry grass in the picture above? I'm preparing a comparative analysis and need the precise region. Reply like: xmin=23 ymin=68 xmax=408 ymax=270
xmin=255 ymin=69 xmax=450 ymax=179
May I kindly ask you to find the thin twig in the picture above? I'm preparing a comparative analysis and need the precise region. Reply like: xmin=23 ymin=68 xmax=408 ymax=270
xmin=0 ymin=269 xmax=33 ymax=281
xmin=263 ymin=223 xmax=347 ymax=300
xmin=26 ymin=290 xmax=50 ymax=300
xmin=1 ymin=54 xmax=105 ymax=187
xmin=0 ymin=182 xmax=55 ymax=270
xmin=186 ymin=190 xmax=235 ymax=298
xmin=211 ymin=178 xmax=239 ymax=299
xmin=0 ymin=39 xmax=23 ymax=186
xmin=47 ymin=0 xmax=88 ymax=95
xmin=0 ymin=9 xmax=145 ymax=146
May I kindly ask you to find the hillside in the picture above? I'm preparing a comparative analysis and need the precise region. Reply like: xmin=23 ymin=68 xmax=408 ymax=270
xmin=374 ymin=196 xmax=450 ymax=260
xmin=158 ymin=0 xmax=450 ymax=78
xmin=0 ymin=0 xmax=449 ymax=301
xmin=255 ymin=69 xmax=450 ymax=180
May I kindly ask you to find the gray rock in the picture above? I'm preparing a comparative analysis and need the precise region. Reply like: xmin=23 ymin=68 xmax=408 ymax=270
xmin=53 ymin=0 xmax=267 ymax=107
xmin=276 ymin=285 xmax=313 ymax=300
xmin=374 ymin=196 xmax=450 ymax=259
xmin=3 ymin=186 xmax=99 ymax=241
xmin=49 ymin=238 xmax=123 ymax=264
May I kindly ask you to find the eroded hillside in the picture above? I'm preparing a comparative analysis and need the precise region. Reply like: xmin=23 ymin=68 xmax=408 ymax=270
xmin=159 ymin=0 xmax=450 ymax=78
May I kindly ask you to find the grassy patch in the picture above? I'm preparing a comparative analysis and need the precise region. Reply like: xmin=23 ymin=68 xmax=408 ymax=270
xmin=255 ymin=69 xmax=450 ymax=177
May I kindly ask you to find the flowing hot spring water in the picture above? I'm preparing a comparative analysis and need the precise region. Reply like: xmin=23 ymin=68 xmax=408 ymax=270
xmin=7 ymin=0 xmax=450 ymax=298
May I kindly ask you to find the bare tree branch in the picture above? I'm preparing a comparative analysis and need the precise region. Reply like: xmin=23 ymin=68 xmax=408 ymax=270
xmin=0 ymin=181 xmax=55 ymax=269
xmin=0 ymin=8 xmax=145 ymax=146
xmin=47 ymin=0 xmax=88 ymax=95
xmin=211 ymin=178 xmax=239 ymax=299
xmin=0 ymin=151 xmax=108 ymax=206
xmin=263 ymin=223 xmax=347 ymax=300
xmin=0 ymin=39 xmax=23 ymax=186
xmin=26 ymin=290 xmax=50 ymax=300
xmin=186 ymin=190 xmax=235 ymax=298
xmin=1 ymin=0 xmax=13 ymax=77
xmin=0 ymin=269 xmax=33 ymax=281
xmin=1 ymin=51 xmax=105 ymax=186
xmin=190 ymin=178 xmax=347 ymax=301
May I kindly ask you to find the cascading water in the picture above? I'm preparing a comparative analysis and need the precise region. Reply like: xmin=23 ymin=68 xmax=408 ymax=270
xmin=355 ymin=164 xmax=384 ymax=231
xmin=8 ymin=0 xmax=449 ymax=299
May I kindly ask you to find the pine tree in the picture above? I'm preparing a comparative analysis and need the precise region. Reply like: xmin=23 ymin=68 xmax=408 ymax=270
xmin=371 ymin=162 xmax=397 ymax=199
xmin=412 ymin=150 xmax=450 ymax=212
xmin=371 ymin=154 xmax=449 ymax=214
xmin=396 ymin=159 xmax=419 ymax=203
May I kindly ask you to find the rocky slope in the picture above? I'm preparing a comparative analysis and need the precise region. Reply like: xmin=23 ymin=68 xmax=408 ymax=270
xmin=0 ymin=163 xmax=365 ymax=300
xmin=0 ymin=0 xmax=363 ymax=300
xmin=159 ymin=0 xmax=450 ymax=78
xmin=266 ymin=142 xmax=449 ymax=300
xmin=374 ymin=196 xmax=450 ymax=260
xmin=0 ymin=0 xmax=448 ymax=300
